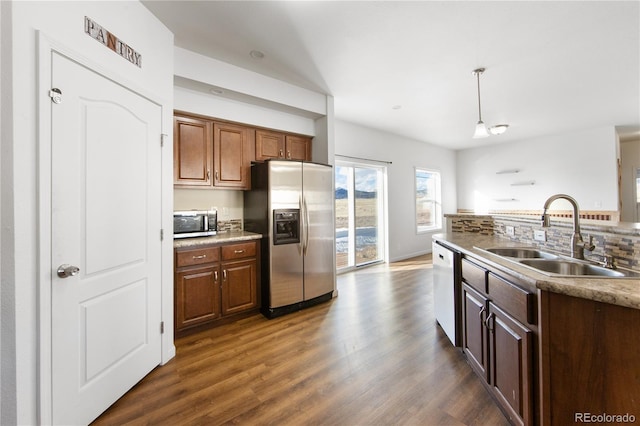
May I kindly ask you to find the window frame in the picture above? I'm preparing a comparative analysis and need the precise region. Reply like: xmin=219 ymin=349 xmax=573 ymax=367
xmin=415 ymin=167 xmax=442 ymax=234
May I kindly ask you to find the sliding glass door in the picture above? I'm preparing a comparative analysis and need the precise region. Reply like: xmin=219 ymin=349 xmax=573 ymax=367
xmin=335 ymin=161 xmax=386 ymax=270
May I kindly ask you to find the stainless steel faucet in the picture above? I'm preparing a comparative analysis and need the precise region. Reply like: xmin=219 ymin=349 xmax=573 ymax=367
xmin=541 ymin=194 xmax=595 ymax=259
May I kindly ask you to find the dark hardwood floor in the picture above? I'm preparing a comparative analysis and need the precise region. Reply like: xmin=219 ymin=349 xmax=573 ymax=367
xmin=93 ymin=255 xmax=508 ymax=425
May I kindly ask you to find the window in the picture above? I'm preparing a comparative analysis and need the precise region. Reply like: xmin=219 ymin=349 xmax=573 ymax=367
xmin=415 ymin=168 xmax=442 ymax=233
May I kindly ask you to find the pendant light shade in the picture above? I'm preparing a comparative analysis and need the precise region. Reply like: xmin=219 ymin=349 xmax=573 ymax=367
xmin=472 ymin=68 xmax=490 ymax=139
xmin=474 ymin=121 xmax=490 ymax=138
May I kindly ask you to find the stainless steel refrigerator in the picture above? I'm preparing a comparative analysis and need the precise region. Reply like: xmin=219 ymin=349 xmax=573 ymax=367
xmin=244 ymin=160 xmax=336 ymax=318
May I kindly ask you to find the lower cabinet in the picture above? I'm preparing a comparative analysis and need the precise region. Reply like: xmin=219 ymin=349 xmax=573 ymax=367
xmin=462 ymin=283 xmax=489 ymax=380
xmin=175 ymin=266 xmax=221 ymax=329
xmin=461 ymin=257 xmax=536 ymax=426
xmin=175 ymin=240 xmax=259 ymax=335
xmin=488 ymin=302 xmax=534 ymax=426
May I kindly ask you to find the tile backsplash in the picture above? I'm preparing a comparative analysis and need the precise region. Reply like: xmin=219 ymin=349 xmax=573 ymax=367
xmin=446 ymin=214 xmax=640 ymax=271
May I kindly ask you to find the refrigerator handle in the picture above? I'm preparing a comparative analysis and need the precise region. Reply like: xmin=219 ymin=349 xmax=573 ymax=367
xmin=303 ymin=196 xmax=310 ymax=256
xmin=298 ymin=195 xmax=305 ymax=255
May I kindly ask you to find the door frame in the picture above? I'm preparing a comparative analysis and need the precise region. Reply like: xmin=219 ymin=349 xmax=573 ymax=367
xmin=334 ymin=159 xmax=388 ymax=271
xmin=36 ymin=32 xmax=175 ymax=424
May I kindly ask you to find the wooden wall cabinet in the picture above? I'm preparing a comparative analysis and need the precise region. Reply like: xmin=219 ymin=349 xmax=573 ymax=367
xmin=173 ymin=115 xmax=213 ymax=186
xmin=173 ymin=114 xmax=252 ymax=190
xmin=175 ymin=240 xmax=259 ymax=335
xmin=213 ymin=122 xmax=252 ymax=189
xmin=284 ymin=135 xmax=312 ymax=161
xmin=461 ymin=258 xmax=536 ymax=426
xmin=255 ymin=129 xmax=312 ymax=161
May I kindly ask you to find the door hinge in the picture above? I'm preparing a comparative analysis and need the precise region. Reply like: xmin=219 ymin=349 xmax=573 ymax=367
xmin=160 ymin=229 xmax=164 ymax=241
xmin=49 ymin=88 xmax=62 ymax=104
xmin=160 ymin=321 xmax=165 ymax=334
xmin=161 ymin=133 xmax=168 ymax=147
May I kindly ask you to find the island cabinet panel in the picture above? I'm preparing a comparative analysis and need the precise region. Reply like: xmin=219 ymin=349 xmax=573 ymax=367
xmin=539 ymin=291 xmax=640 ymax=426
xmin=174 ymin=240 xmax=259 ymax=336
xmin=462 ymin=283 xmax=489 ymax=381
xmin=462 ymin=258 xmax=488 ymax=294
xmin=489 ymin=302 xmax=534 ymax=426
xmin=173 ymin=115 xmax=213 ymax=186
xmin=459 ymin=254 xmax=536 ymax=426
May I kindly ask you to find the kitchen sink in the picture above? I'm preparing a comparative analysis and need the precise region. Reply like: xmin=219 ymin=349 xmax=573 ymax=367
xmin=477 ymin=246 xmax=640 ymax=278
xmin=519 ymin=259 xmax=640 ymax=278
xmin=484 ymin=247 xmax=559 ymax=259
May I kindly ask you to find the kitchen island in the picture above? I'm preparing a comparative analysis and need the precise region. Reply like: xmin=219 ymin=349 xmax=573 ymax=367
xmin=434 ymin=232 xmax=640 ymax=426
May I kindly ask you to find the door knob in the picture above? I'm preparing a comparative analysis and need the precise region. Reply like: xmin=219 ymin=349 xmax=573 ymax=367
xmin=57 ymin=264 xmax=80 ymax=278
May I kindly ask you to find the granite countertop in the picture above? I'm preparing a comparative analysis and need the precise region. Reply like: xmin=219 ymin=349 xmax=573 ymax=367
xmin=433 ymin=233 xmax=640 ymax=311
xmin=173 ymin=231 xmax=262 ymax=248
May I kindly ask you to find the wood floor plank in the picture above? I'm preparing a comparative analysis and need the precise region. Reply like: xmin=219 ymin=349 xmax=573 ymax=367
xmin=92 ymin=255 xmax=508 ymax=426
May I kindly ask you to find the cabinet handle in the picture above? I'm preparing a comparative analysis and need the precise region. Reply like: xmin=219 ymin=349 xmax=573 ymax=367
xmin=478 ymin=305 xmax=485 ymax=319
xmin=287 ymin=150 xmax=291 ymax=159
xmin=279 ymin=149 xmax=283 ymax=157
xmin=234 ymin=249 xmax=245 ymax=254
xmin=215 ymin=171 xmax=219 ymax=180
xmin=192 ymin=254 xmax=207 ymax=260
xmin=484 ymin=312 xmax=495 ymax=331
xmin=223 ymin=270 xmax=227 ymax=280
xmin=214 ymin=270 xmax=218 ymax=281
xmin=207 ymin=169 xmax=210 ymax=180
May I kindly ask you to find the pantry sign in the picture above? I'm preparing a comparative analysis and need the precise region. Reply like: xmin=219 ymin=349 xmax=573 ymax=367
xmin=84 ymin=16 xmax=142 ymax=68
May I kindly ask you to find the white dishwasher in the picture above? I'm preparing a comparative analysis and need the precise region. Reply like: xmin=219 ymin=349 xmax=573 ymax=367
xmin=432 ymin=241 xmax=460 ymax=346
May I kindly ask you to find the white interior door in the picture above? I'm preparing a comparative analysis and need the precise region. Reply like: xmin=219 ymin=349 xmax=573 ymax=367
xmin=50 ymin=52 xmax=162 ymax=425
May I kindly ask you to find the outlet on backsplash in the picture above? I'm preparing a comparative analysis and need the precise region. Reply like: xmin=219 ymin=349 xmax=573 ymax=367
xmin=534 ymin=229 xmax=546 ymax=242
xmin=505 ymin=226 xmax=515 ymax=236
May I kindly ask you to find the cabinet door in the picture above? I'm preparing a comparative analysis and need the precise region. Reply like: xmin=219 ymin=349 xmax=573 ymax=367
xmin=213 ymin=122 xmax=250 ymax=189
xmin=285 ymin=135 xmax=311 ymax=161
xmin=174 ymin=115 xmax=213 ymax=186
xmin=256 ymin=129 xmax=285 ymax=161
xmin=488 ymin=302 xmax=534 ymax=426
xmin=175 ymin=265 xmax=220 ymax=330
xmin=221 ymin=259 xmax=257 ymax=316
xmin=462 ymin=283 xmax=489 ymax=381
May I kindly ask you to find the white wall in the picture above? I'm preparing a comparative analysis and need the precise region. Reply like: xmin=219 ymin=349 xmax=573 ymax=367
xmin=175 ymin=85 xmax=317 ymax=137
xmin=620 ymin=139 xmax=640 ymax=222
xmin=335 ymin=120 xmax=457 ymax=261
xmin=1 ymin=2 xmax=174 ymax=424
xmin=174 ymin=85 xmax=322 ymax=214
xmin=456 ymin=126 xmax=619 ymax=213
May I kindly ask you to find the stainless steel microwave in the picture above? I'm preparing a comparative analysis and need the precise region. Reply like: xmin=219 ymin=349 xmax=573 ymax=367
xmin=173 ymin=210 xmax=217 ymax=239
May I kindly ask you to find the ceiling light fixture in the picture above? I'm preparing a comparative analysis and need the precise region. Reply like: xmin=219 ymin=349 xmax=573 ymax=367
xmin=250 ymin=50 xmax=265 ymax=59
xmin=489 ymin=124 xmax=509 ymax=135
xmin=471 ymin=67 xmax=509 ymax=139
xmin=472 ymin=68 xmax=489 ymax=139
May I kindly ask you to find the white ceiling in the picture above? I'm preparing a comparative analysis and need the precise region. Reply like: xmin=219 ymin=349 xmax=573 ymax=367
xmin=143 ymin=1 xmax=640 ymax=150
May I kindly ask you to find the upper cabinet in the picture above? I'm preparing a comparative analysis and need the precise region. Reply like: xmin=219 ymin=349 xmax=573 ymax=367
xmin=284 ymin=135 xmax=312 ymax=161
xmin=174 ymin=112 xmax=313 ymax=190
xmin=174 ymin=115 xmax=213 ymax=187
xmin=174 ymin=113 xmax=252 ymax=190
xmin=256 ymin=129 xmax=312 ymax=162
xmin=213 ymin=122 xmax=252 ymax=189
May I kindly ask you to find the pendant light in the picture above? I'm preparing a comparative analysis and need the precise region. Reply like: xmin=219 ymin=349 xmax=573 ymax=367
xmin=472 ymin=68 xmax=489 ymax=138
